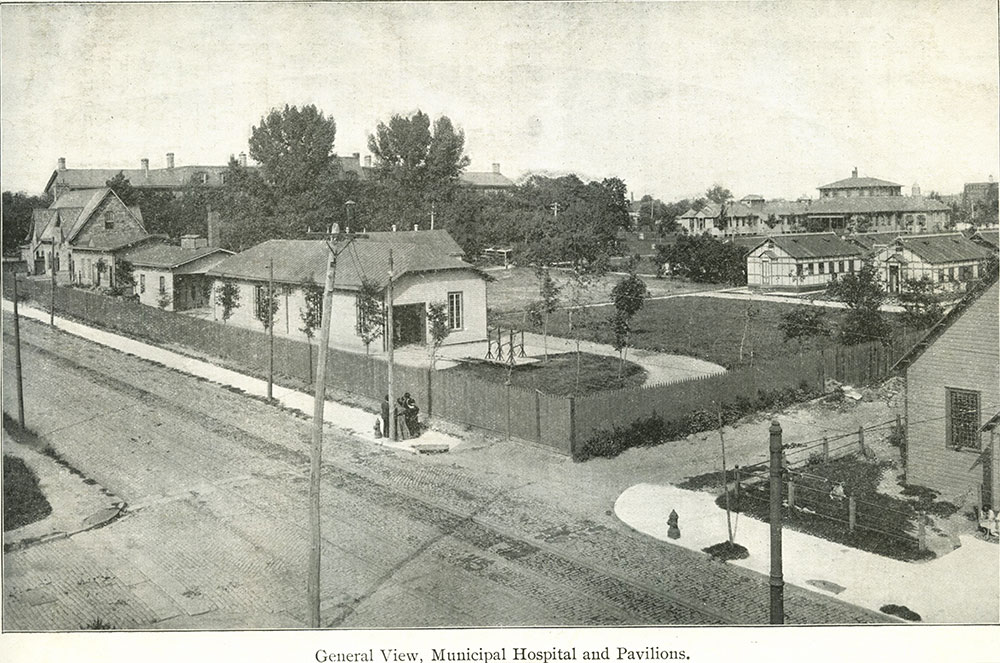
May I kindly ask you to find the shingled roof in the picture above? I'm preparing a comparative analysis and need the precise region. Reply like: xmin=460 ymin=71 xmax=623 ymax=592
xmin=459 ymin=171 xmax=515 ymax=188
xmin=888 ymin=233 xmax=994 ymax=264
xmin=818 ymin=175 xmax=901 ymax=190
xmin=46 ymin=166 xmax=233 ymax=193
xmin=122 ymin=242 xmax=232 ymax=271
xmin=207 ymin=233 xmax=482 ymax=290
xmin=757 ymin=232 xmax=863 ymax=259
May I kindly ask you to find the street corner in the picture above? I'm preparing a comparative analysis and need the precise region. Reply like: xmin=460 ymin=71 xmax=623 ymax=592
xmin=3 ymin=427 xmax=125 ymax=552
xmin=613 ymin=483 xmax=729 ymax=554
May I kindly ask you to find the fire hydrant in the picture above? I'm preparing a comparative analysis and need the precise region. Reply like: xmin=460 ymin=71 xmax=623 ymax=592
xmin=667 ymin=509 xmax=680 ymax=539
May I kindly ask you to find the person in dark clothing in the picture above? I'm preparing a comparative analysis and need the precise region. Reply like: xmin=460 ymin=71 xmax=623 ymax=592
xmin=380 ymin=395 xmax=390 ymax=438
xmin=402 ymin=392 xmax=420 ymax=435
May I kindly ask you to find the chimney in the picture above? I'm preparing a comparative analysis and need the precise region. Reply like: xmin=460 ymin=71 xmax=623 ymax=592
xmin=57 ymin=157 xmax=67 ymax=171
xmin=912 ymin=183 xmax=921 ymax=197
xmin=364 ymin=155 xmax=372 ymax=168
xmin=413 ymin=224 xmax=419 ymax=232
xmin=206 ymin=209 xmax=221 ymax=248
xmin=166 ymin=152 xmax=175 ymax=169
xmin=238 ymin=152 xmax=247 ymax=167
xmin=180 ymin=234 xmax=207 ymax=249
xmin=352 ymin=152 xmax=360 ymax=161
xmin=141 ymin=158 xmax=149 ymax=176
xmin=852 ymin=167 xmax=858 ymax=178
xmin=492 ymin=163 xmax=501 ymax=174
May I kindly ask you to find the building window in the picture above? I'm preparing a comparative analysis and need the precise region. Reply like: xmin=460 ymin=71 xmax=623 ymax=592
xmin=447 ymin=291 xmax=463 ymax=330
xmin=838 ymin=261 xmax=845 ymax=273
xmin=946 ymin=388 xmax=980 ymax=450
xmin=254 ymin=285 xmax=267 ymax=319
xmin=938 ymin=269 xmax=945 ymax=283
xmin=140 ymin=274 xmax=146 ymax=293
xmin=818 ymin=262 xmax=825 ymax=274
xmin=949 ymin=267 xmax=956 ymax=281
xmin=959 ymin=265 xmax=972 ymax=281
xmin=828 ymin=261 xmax=836 ymax=273
xmin=158 ymin=276 xmax=166 ymax=294
xmin=795 ymin=264 xmax=803 ymax=277
xmin=103 ymin=212 xmax=115 ymax=230
xmin=806 ymin=263 xmax=815 ymax=275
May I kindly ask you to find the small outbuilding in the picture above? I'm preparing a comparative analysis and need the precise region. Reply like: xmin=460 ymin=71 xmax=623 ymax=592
xmin=871 ymin=232 xmax=993 ymax=294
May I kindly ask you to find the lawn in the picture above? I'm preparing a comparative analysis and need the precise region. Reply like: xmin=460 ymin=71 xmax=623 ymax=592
xmin=486 ymin=267 xmax=720 ymax=314
xmin=686 ymin=453 xmax=955 ymax=562
xmin=4 ymin=454 xmax=51 ymax=532
xmin=449 ymin=352 xmax=646 ymax=395
xmin=500 ymin=295 xmax=908 ymax=369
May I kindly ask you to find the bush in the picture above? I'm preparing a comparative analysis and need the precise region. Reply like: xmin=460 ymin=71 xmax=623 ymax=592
xmin=574 ymin=383 xmax=820 ymax=460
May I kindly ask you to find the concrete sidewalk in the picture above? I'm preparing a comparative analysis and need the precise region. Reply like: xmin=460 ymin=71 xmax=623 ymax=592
xmin=615 ymin=483 xmax=999 ymax=624
xmin=3 ymin=300 xmax=465 ymax=455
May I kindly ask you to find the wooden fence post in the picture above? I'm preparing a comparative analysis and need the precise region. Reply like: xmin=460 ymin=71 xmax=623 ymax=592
xmin=848 ymin=496 xmax=856 ymax=532
xmin=918 ymin=516 xmax=927 ymax=551
xmin=822 ymin=437 xmax=829 ymax=460
xmin=787 ymin=481 xmax=796 ymax=511
xmin=858 ymin=426 xmax=865 ymax=455
xmin=426 ymin=368 xmax=433 ymax=417
xmin=734 ymin=465 xmax=741 ymax=504
xmin=535 ymin=389 xmax=541 ymax=443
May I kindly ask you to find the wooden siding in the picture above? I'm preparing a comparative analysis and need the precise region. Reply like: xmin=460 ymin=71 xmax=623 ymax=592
xmin=906 ymin=282 xmax=1000 ymax=501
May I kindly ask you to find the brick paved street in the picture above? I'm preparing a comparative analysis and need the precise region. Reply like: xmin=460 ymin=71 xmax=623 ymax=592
xmin=2 ymin=313 xmax=889 ymax=629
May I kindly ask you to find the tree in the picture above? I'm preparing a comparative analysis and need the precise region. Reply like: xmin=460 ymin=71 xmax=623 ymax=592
xmin=566 ymin=265 xmax=601 ymax=390
xmin=105 ymin=171 xmax=138 ymax=207
xmin=609 ymin=272 xmax=648 ymax=376
xmin=826 ymin=261 xmax=892 ymax=345
xmin=667 ymin=235 xmax=746 ymax=285
xmin=899 ymin=276 xmax=944 ymax=329
xmin=427 ymin=302 xmax=451 ymax=370
xmin=367 ymin=110 xmax=470 ymax=229
xmin=705 ymin=184 xmax=733 ymax=205
xmin=299 ymin=280 xmax=324 ymax=382
xmin=536 ymin=267 xmax=562 ymax=361
xmin=254 ymin=281 xmax=279 ymax=331
xmin=249 ymin=104 xmax=338 ymax=194
xmin=112 ymin=259 xmax=135 ymax=296
xmin=2 ymin=191 xmax=52 ymax=256
xmin=778 ymin=306 xmax=830 ymax=352
xmin=215 ymin=280 xmax=241 ymax=323
xmin=356 ymin=278 xmax=385 ymax=355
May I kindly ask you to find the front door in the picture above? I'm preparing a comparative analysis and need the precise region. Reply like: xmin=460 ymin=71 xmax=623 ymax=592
xmin=888 ymin=264 xmax=900 ymax=294
xmin=393 ymin=303 xmax=426 ymax=347
xmin=761 ymin=259 xmax=772 ymax=286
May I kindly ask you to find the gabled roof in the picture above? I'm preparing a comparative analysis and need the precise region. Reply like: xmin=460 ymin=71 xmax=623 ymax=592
xmin=893 ymin=278 xmax=999 ymax=373
xmin=72 ymin=234 xmax=166 ymax=253
xmin=459 ymin=171 xmax=514 ymax=188
xmin=818 ymin=175 xmax=901 ymax=190
xmin=207 ymin=234 xmax=482 ymax=290
xmin=678 ymin=208 xmax=700 ymax=219
xmin=122 ymin=241 xmax=232 ymax=270
xmin=884 ymin=233 xmax=994 ymax=264
xmin=724 ymin=201 xmax=757 ymax=218
xmin=741 ymin=194 xmax=765 ymax=201
xmin=759 ymin=199 xmax=810 ymax=217
xmin=756 ymin=232 xmax=863 ymax=259
xmin=46 ymin=166 xmax=234 ymax=193
xmin=726 ymin=235 xmax=770 ymax=253
xmin=970 ymin=228 xmax=1000 ymax=250
xmin=847 ymin=231 xmax=905 ymax=252
xmin=807 ymin=195 xmax=950 ymax=215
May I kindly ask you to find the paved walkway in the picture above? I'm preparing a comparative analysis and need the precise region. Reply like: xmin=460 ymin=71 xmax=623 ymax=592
xmin=615 ymin=483 xmax=999 ymax=624
xmin=2 ymin=427 xmax=124 ymax=550
xmin=2 ymin=300 xmax=460 ymax=455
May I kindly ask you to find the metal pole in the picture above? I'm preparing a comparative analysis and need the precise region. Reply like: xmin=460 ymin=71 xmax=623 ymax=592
xmin=386 ymin=248 xmax=396 ymax=441
xmin=769 ymin=419 xmax=784 ymax=624
xmin=49 ymin=247 xmax=56 ymax=326
xmin=308 ymin=241 xmax=338 ymax=628
xmin=12 ymin=273 xmax=26 ymax=428
xmin=268 ymin=258 xmax=274 ymax=401
xmin=718 ymin=408 xmax=733 ymax=544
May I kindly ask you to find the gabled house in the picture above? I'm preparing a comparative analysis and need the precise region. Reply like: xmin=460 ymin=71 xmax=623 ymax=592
xmin=746 ymin=232 xmax=864 ymax=291
xmin=895 ymin=279 xmax=999 ymax=509
xmin=21 ymin=188 xmax=149 ymax=286
xmin=45 ymin=154 xmax=241 ymax=199
xmin=871 ymin=233 xmax=994 ymax=294
xmin=968 ymin=228 xmax=999 ymax=253
xmin=121 ymin=237 xmax=232 ymax=311
xmin=206 ymin=231 xmax=488 ymax=351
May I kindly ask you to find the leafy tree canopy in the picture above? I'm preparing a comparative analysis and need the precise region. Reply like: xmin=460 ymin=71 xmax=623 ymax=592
xmin=249 ymin=104 xmax=339 ymax=194
xmin=2 ymin=191 xmax=52 ymax=256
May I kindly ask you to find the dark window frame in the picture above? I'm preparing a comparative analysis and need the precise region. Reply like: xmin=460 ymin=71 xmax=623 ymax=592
xmin=946 ymin=387 xmax=981 ymax=451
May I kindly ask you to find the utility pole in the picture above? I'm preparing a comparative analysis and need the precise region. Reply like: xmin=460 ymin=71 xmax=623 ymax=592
xmin=718 ymin=407 xmax=733 ymax=545
xmin=430 ymin=201 xmax=435 ymax=230
xmin=267 ymin=258 xmax=275 ymax=401
xmin=49 ymin=247 xmax=56 ymax=326
xmin=550 ymin=202 xmax=561 ymax=220
xmin=11 ymin=272 xmax=26 ymax=429
xmin=769 ymin=419 xmax=785 ymax=624
xmin=307 ymin=233 xmax=353 ymax=628
xmin=386 ymin=248 xmax=396 ymax=441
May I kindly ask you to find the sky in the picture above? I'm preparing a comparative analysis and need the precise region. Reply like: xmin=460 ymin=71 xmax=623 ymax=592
xmin=1 ymin=1 xmax=998 ymax=202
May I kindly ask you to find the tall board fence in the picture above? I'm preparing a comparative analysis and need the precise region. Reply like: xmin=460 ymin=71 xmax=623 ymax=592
xmin=5 ymin=280 xmax=574 ymax=454
xmin=5 ymin=279 xmax=913 ymax=458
